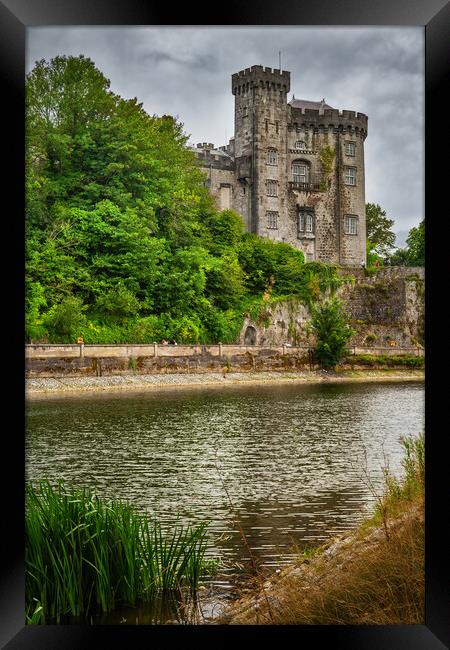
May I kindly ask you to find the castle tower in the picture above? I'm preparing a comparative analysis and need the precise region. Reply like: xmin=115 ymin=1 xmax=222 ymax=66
xmin=232 ymin=66 xmax=290 ymax=234
xmin=217 ymin=65 xmax=368 ymax=266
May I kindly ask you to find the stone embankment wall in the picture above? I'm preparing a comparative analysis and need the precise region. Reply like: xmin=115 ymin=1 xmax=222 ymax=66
xmin=26 ymin=343 xmax=423 ymax=378
xmin=240 ymin=267 xmax=424 ymax=349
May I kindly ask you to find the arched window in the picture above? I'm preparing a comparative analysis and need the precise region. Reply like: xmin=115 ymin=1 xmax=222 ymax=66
xmin=298 ymin=208 xmax=315 ymax=236
xmin=292 ymin=160 xmax=310 ymax=184
xmin=266 ymin=148 xmax=278 ymax=165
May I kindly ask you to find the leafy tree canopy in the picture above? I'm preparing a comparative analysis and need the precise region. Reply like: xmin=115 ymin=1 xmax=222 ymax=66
xmin=389 ymin=219 xmax=424 ymax=267
xmin=365 ymin=203 xmax=396 ymax=257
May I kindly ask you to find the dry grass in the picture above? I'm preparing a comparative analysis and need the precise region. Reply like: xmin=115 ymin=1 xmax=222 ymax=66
xmin=220 ymin=495 xmax=423 ymax=625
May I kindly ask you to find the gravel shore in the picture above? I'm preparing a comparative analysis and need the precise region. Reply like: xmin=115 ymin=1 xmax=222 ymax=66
xmin=26 ymin=369 xmax=424 ymax=399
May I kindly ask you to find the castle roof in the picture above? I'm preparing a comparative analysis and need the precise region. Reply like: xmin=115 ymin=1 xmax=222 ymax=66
xmin=189 ymin=144 xmax=233 ymax=159
xmin=289 ymin=98 xmax=334 ymax=110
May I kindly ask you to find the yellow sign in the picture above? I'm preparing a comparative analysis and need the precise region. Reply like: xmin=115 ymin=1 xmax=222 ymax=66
xmin=77 ymin=336 xmax=84 ymax=344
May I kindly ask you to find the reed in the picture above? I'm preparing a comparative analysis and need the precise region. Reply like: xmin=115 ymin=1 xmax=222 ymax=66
xmin=25 ymin=480 xmax=214 ymax=624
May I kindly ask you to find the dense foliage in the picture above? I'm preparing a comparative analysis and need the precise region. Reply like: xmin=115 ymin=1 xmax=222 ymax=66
xmin=26 ymin=55 xmax=343 ymax=344
xmin=390 ymin=219 xmax=425 ymax=267
xmin=365 ymin=203 xmax=396 ymax=257
xmin=310 ymin=297 xmax=355 ymax=369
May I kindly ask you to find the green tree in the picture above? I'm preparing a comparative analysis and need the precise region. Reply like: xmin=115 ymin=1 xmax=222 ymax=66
xmin=388 ymin=219 xmax=424 ymax=267
xmin=389 ymin=247 xmax=410 ymax=267
xmin=310 ymin=298 xmax=355 ymax=369
xmin=204 ymin=253 xmax=245 ymax=310
xmin=366 ymin=241 xmax=384 ymax=270
xmin=94 ymin=283 xmax=140 ymax=322
xmin=405 ymin=219 xmax=424 ymax=266
xmin=365 ymin=203 xmax=396 ymax=257
xmin=43 ymin=296 xmax=88 ymax=342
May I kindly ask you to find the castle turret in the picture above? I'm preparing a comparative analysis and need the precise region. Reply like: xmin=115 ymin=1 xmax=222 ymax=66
xmin=232 ymin=66 xmax=290 ymax=233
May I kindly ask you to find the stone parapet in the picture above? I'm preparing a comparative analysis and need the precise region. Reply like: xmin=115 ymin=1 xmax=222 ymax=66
xmin=232 ymin=65 xmax=290 ymax=95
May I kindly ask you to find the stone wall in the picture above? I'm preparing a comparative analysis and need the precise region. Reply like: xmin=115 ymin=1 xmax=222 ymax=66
xmin=25 ymin=342 xmax=422 ymax=378
xmin=239 ymin=267 xmax=425 ymax=349
xmin=26 ymin=344 xmax=309 ymax=377
xmin=339 ymin=267 xmax=425 ymax=348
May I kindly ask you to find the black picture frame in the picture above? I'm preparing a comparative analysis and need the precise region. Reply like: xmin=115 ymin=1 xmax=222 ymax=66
xmin=1 ymin=1 xmax=448 ymax=648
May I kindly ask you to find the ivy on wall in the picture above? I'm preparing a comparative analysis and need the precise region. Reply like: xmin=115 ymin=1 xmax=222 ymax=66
xmin=319 ymin=145 xmax=335 ymax=191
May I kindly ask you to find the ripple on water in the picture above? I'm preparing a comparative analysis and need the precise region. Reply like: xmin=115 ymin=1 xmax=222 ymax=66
xmin=26 ymin=381 xmax=424 ymax=595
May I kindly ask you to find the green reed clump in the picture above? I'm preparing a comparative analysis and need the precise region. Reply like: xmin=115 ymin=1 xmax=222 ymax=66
xmin=25 ymin=480 xmax=214 ymax=624
xmin=383 ymin=432 xmax=425 ymax=503
xmin=371 ymin=432 xmax=425 ymax=532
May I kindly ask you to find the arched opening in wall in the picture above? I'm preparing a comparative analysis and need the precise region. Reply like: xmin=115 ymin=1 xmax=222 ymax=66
xmin=244 ymin=325 xmax=257 ymax=345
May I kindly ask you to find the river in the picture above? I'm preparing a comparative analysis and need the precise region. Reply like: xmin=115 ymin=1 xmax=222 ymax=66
xmin=25 ymin=379 xmax=424 ymax=623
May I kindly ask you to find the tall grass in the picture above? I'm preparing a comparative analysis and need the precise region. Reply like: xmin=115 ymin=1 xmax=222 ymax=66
xmin=366 ymin=432 xmax=424 ymax=539
xmin=25 ymin=480 xmax=215 ymax=624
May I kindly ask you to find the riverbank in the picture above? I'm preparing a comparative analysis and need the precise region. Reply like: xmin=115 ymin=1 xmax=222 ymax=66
xmin=26 ymin=368 xmax=424 ymax=399
xmin=214 ymin=424 xmax=425 ymax=629
xmin=215 ymin=493 xmax=424 ymax=625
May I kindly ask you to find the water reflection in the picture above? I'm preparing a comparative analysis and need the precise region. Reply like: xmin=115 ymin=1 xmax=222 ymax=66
xmin=26 ymin=380 xmax=424 ymax=617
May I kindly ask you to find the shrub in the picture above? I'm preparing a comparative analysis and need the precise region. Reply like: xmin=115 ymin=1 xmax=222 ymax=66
xmin=310 ymin=298 xmax=355 ymax=369
xmin=94 ymin=284 xmax=140 ymax=321
xmin=43 ymin=296 xmax=88 ymax=342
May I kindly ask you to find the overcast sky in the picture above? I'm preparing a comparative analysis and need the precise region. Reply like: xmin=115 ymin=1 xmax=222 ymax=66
xmin=27 ymin=26 xmax=424 ymax=245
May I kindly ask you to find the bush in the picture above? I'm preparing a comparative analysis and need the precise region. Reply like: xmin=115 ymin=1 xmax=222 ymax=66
xmin=94 ymin=284 xmax=140 ymax=321
xmin=43 ymin=296 xmax=88 ymax=342
xmin=310 ymin=297 xmax=355 ymax=369
xmin=25 ymin=281 xmax=48 ymax=342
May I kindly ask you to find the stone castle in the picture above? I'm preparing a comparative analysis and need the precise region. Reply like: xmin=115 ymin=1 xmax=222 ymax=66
xmin=191 ymin=65 xmax=368 ymax=266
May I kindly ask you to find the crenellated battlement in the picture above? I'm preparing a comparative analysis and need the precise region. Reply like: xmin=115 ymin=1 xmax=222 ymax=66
xmin=232 ymin=65 xmax=290 ymax=95
xmin=289 ymin=105 xmax=368 ymax=137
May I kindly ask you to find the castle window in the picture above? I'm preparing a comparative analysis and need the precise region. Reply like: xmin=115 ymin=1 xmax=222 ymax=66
xmin=266 ymin=180 xmax=278 ymax=197
xmin=294 ymin=140 xmax=305 ymax=149
xmin=345 ymin=141 xmax=356 ymax=156
xmin=292 ymin=161 xmax=310 ymax=184
xmin=266 ymin=149 xmax=278 ymax=165
xmin=344 ymin=166 xmax=356 ymax=186
xmin=298 ymin=208 xmax=315 ymax=235
xmin=267 ymin=211 xmax=278 ymax=229
xmin=344 ymin=214 xmax=358 ymax=235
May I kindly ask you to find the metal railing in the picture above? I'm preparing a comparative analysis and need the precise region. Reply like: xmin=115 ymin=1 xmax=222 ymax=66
xmin=289 ymin=180 xmax=324 ymax=192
